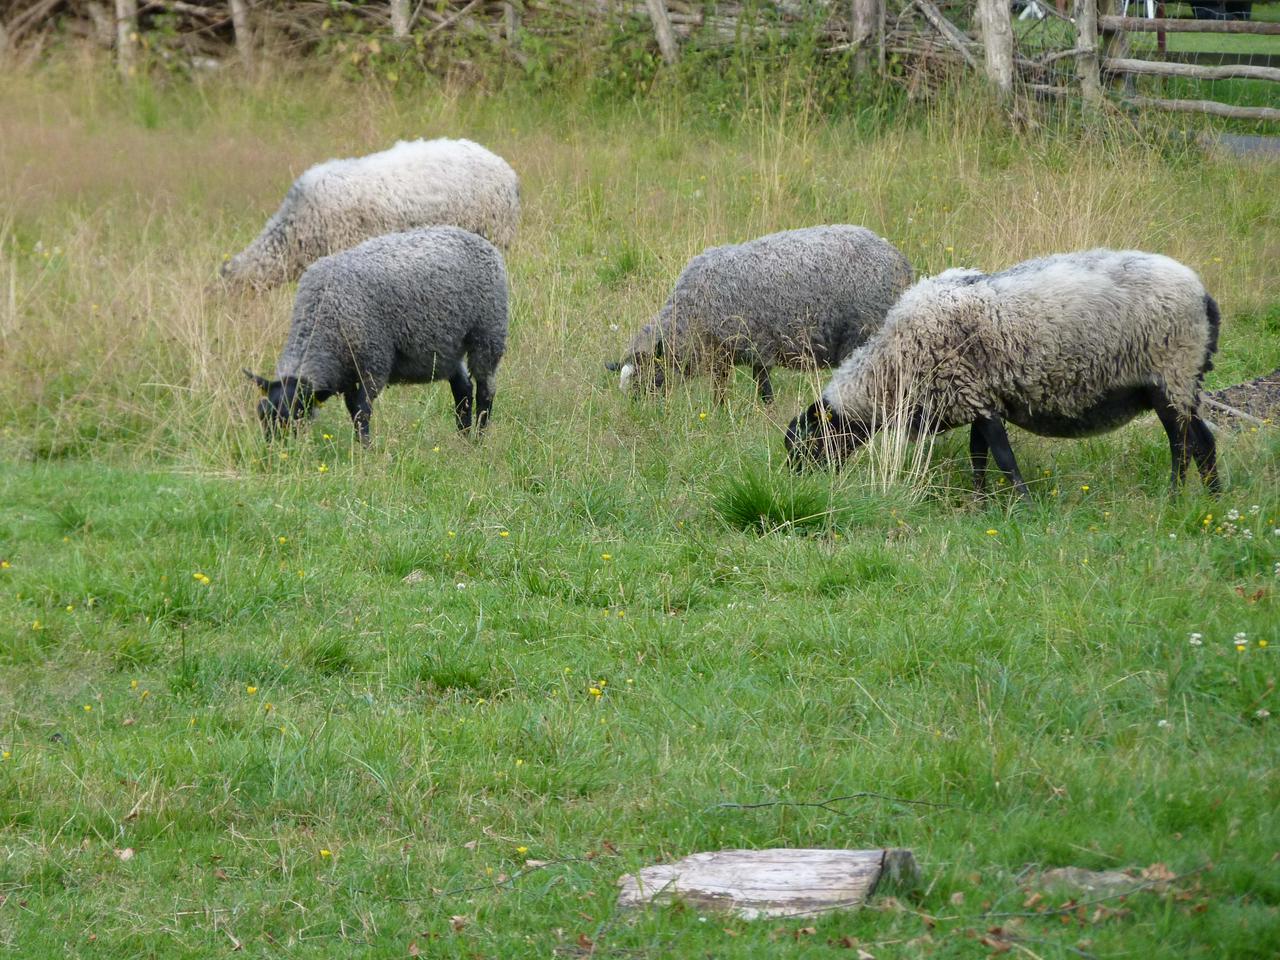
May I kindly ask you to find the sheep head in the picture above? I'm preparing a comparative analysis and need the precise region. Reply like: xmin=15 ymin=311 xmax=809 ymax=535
xmin=245 ymin=370 xmax=317 ymax=440
xmin=785 ymin=401 xmax=868 ymax=470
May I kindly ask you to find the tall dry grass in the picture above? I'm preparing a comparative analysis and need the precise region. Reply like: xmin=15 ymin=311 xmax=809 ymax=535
xmin=1 ymin=65 xmax=1276 ymax=486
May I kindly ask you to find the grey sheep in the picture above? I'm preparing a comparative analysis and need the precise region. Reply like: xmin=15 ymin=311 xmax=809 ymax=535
xmin=245 ymin=226 xmax=508 ymax=443
xmin=223 ymin=138 xmax=519 ymax=291
xmin=613 ymin=226 xmax=913 ymax=403
xmin=786 ymin=249 xmax=1221 ymax=495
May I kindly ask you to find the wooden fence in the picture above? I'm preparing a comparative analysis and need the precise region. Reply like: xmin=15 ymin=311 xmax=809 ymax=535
xmin=1074 ymin=7 xmax=1280 ymax=121
xmin=1 ymin=0 xmax=1277 ymax=123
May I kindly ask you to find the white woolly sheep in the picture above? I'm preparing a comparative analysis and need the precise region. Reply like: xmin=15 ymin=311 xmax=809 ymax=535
xmin=786 ymin=249 xmax=1221 ymax=495
xmin=222 ymin=138 xmax=519 ymax=291
xmin=612 ymin=226 xmax=913 ymax=403
xmin=245 ymin=226 xmax=507 ymax=443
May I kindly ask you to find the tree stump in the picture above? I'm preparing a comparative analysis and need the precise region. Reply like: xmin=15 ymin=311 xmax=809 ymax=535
xmin=617 ymin=848 xmax=919 ymax=920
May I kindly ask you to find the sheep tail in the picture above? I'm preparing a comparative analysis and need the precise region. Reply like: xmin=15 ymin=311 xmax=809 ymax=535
xmin=1201 ymin=293 xmax=1220 ymax=378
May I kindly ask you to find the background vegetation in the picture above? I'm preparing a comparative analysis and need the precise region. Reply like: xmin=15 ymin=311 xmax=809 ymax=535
xmin=0 ymin=54 xmax=1278 ymax=957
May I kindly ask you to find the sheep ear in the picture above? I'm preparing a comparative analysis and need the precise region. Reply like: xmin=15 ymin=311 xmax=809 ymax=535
xmin=243 ymin=369 xmax=273 ymax=393
xmin=604 ymin=361 xmax=622 ymax=372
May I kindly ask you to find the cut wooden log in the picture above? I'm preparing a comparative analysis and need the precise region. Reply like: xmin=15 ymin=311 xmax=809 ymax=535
xmin=617 ymin=848 xmax=919 ymax=919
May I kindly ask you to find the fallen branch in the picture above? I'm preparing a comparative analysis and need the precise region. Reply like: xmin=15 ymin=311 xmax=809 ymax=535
xmin=1203 ymin=396 xmax=1268 ymax=427
xmin=424 ymin=0 xmax=485 ymax=37
xmin=912 ymin=0 xmax=978 ymax=68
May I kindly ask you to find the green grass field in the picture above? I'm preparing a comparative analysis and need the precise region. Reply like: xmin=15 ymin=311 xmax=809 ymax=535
xmin=1 ymin=63 xmax=1279 ymax=958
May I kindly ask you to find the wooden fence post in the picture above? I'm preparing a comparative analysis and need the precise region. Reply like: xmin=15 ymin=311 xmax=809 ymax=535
xmin=114 ymin=0 xmax=137 ymax=77
xmin=1074 ymin=0 xmax=1102 ymax=104
xmin=976 ymin=0 xmax=1013 ymax=95
xmin=229 ymin=0 xmax=253 ymax=71
xmin=503 ymin=1 xmax=520 ymax=43
xmin=643 ymin=0 xmax=679 ymax=65
xmin=390 ymin=0 xmax=410 ymax=38
xmin=1100 ymin=0 xmax=1132 ymax=94
xmin=850 ymin=0 xmax=882 ymax=72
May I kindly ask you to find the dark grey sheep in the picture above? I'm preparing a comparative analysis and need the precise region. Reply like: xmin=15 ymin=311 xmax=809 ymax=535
xmin=245 ymin=226 xmax=508 ymax=443
xmin=786 ymin=249 xmax=1222 ymax=495
xmin=615 ymin=225 xmax=913 ymax=403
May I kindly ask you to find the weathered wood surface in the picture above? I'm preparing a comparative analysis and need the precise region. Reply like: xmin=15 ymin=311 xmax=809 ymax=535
xmin=114 ymin=0 xmax=137 ymax=75
xmin=642 ymin=0 xmax=680 ymax=64
xmin=1099 ymin=15 xmax=1280 ymax=34
xmin=977 ymin=0 xmax=1013 ymax=94
xmin=1073 ymin=0 xmax=1102 ymax=104
xmin=617 ymin=848 xmax=919 ymax=919
xmin=1103 ymin=57 xmax=1280 ymax=83
xmin=1125 ymin=95 xmax=1280 ymax=121
xmin=912 ymin=0 xmax=978 ymax=69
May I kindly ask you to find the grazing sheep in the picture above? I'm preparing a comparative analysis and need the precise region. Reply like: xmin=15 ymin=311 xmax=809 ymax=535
xmin=613 ymin=226 xmax=913 ymax=403
xmin=222 ymin=138 xmax=519 ymax=291
xmin=245 ymin=226 xmax=508 ymax=443
xmin=785 ymin=249 xmax=1222 ymax=495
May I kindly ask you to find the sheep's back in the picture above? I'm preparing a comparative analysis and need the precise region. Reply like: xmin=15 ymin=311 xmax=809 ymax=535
xmin=281 ymin=227 xmax=507 ymax=389
xmin=665 ymin=226 xmax=911 ymax=367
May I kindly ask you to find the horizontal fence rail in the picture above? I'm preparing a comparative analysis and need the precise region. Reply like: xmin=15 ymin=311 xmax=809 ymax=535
xmin=1098 ymin=15 xmax=1280 ymax=35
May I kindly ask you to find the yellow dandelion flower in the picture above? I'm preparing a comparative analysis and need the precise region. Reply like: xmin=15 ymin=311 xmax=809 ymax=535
xmin=280 ymin=452 xmax=288 ymax=460
xmin=1081 ymin=485 xmax=1090 ymax=493
xmin=447 ymin=530 xmax=456 ymax=538
xmin=698 ymin=412 xmax=708 ymax=421
xmin=516 ymin=845 xmax=528 ymax=855
xmin=588 ymin=687 xmax=602 ymax=698
xmin=83 ymin=704 xmax=92 ymax=712
xmin=1258 ymin=640 xmax=1268 ymax=648
xmin=499 ymin=530 xmax=510 ymax=538
xmin=514 ymin=758 xmax=523 ymax=766
xmin=432 ymin=445 xmax=441 ymax=453
xmin=130 ymin=680 xmax=139 ymax=690
xmin=320 ymin=849 xmax=331 ymax=858
xmin=317 ymin=464 xmax=328 ymax=474
xmin=986 ymin=529 xmax=998 ymax=536
xmin=277 ymin=536 xmax=287 ymax=544
xmin=1235 ymin=643 xmax=1246 ymax=652
xmin=0 ymin=560 xmax=10 ymax=569
xmin=1 ymin=751 xmax=9 ymax=760
xmin=246 ymin=686 xmax=258 ymax=696
xmin=141 ymin=690 xmax=150 ymax=700
xmin=626 ymin=678 xmax=634 ymax=685
xmin=616 ymin=610 xmax=625 ymax=618
xmin=65 ymin=604 xmax=74 ymax=612
xmin=264 ymin=702 xmax=274 ymax=713
xmin=945 ymin=245 xmax=955 ymax=253
xmin=601 ymin=553 xmax=612 ymax=561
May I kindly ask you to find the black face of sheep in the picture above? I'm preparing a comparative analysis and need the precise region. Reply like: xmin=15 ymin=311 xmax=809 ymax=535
xmin=245 ymin=371 xmax=316 ymax=440
xmin=785 ymin=402 xmax=869 ymax=470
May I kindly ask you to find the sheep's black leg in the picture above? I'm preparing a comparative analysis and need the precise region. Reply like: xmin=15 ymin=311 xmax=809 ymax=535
xmin=752 ymin=364 xmax=774 ymax=404
xmin=474 ymin=376 xmax=496 ymax=431
xmin=344 ymin=385 xmax=373 ymax=445
xmin=1149 ymin=388 xmax=1191 ymax=489
xmin=969 ymin=420 xmax=990 ymax=493
xmin=973 ymin=414 xmax=1029 ymax=498
xmin=448 ymin=366 xmax=474 ymax=433
xmin=1188 ymin=416 xmax=1220 ymax=494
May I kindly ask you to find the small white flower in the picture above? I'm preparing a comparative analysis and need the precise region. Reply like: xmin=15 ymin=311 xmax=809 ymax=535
xmin=456 ymin=582 xmax=467 ymax=590
xmin=1249 ymin=505 xmax=1260 ymax=515
xmin=1157 ymin=719 xmax=1171 ymax=729
xmin=1242 ymin=529 xmax=1253 ymax=540
xmin=1273 ymin=529 xmax=1280 ymax=537
xmin=1226 ymin=508 xmax=1241 ymax=522
xmin=1189 ymin=633 xmax=1203 ymax=646
xmin=1257 ymin=709 xmax=1271 ymax=720
xmin=1168 ymin=533 xmax=1177 ymax=540
xmin=609 ymin=324 xmax=619 ymax=332
xmin=1235 ymin=632 xmax=1248 ymax=642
